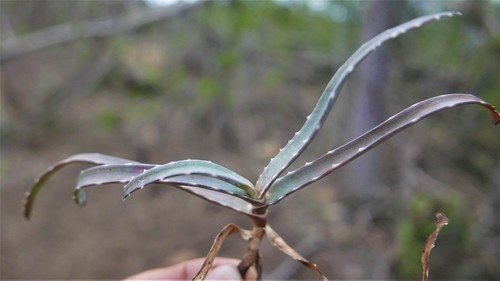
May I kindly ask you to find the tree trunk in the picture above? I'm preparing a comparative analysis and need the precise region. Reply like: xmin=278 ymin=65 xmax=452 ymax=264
xmin=347 ymin=0 xmax=404 ymax=197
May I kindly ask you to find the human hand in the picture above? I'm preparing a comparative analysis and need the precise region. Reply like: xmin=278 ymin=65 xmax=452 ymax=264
xmin=124 ymin=257 xmax=257 ymax=281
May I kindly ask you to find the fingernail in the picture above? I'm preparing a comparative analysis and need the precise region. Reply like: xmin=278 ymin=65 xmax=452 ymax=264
xmin=206 ymin=264 xmax=241 ymax=280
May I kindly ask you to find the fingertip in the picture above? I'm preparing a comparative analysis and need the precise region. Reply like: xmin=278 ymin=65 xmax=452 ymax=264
xmin=206 ymin=264 xmax=241 ymax=280
xmin=204 ymin=263 xmax=257 ymax=281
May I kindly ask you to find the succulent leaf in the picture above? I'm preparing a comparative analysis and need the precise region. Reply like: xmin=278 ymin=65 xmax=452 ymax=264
xmin=76 ymin=164 xmax=260 ymax=204
xmin=266 ymin=94 xmax=500 ymax=205
xmin=77 ymin=164 xmax=155 ymax=189
xmin=123 ymin=159 xmax=256 ymax=199
xmin=256 ymin=11 xmax=461 ymax=198
xmin=74 ymin=164 xmax=154 ymax=205
xmin=178 ymin=185 xmax=255 ymax=216
xmin=24 ymin=153 xmax=143 ymax=219
xmin=165 ymin=175 xmax=260 ymax=203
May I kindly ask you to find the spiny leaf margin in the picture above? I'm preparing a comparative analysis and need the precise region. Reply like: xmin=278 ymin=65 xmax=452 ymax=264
xmin=75 ymin=164 xmax=259 ymax=204
xmin=265 ymin=94 xmax=500 ymax=205
xmin=123 ymin=159 xmax=257 ymax=199
xmin=256 ymin=11 xmax=461 ymax=198
xmin=23 ymin=153 xmax=144 ymax=219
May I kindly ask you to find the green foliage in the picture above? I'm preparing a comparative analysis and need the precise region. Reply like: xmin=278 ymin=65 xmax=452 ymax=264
xmin=168 ymin=67 xmax=188 ymax=97
xmin=263 ymin=69 xmax=285 ymax=90
xmin=215 ymin=50 xmax=240 ymax=72
xmin=96 ymin=110 xmax=121 ymax=130
xmin=184 ymin=0 xmax=342 ymax=103
xmin=198 ymin=77 xmax=221 ymax=101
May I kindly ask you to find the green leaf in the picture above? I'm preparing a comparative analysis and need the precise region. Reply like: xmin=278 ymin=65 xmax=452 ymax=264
xmin=76 ymin=164 xmax=154 ymax=190
xmin=75 ymin=164 xmax=259 ymax=217
xmin=256 ymin=11 xmax=461 ymax=198
xmin=24 ymin=153 xmax=143 ymax=219
xmin=123 ymin=159 xmax=257 ymax=199
xmin=76 ymin=164 xmax=260 ymax=204
xmin=74 ymin=164 xmax=154 ymax=205
xmin=173 ymin=185 xmax=255 ymax=217
xmin=265 ymin=94 xmax=500 ymax=205
xmin=165 ymin=175 xmax=260 ymax=203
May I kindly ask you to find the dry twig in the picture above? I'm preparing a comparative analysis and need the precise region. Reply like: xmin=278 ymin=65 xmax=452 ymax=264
xmin=421 ymin=212 xmax=449 ymax=281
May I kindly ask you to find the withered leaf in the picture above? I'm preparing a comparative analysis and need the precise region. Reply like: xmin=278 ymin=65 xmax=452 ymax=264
xmin=193 ymin=224 xmax=252 ymax=281
xmin=422 ymin=212 xmax=449 ymax=281
xmin=265 ymin=225 xmax=328 ymax=281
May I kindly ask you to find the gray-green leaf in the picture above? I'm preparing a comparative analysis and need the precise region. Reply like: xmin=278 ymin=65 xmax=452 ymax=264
xmin=24 ymin=153 xmax=144 ymax=219
xmin=256 ymin=11 xmax=461 ymax=198
xmin=265 ymin=94 xmax=499 ymax=205
xmin=123 ymin=159 xmax=256 ymax=199
xmin=76 ymin=164 xmax=259 ymax=204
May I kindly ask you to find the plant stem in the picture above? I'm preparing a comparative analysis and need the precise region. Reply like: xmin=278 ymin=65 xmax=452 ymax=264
xmin=238 ymin=224 xmax=265 ymax=279
xmin=237 ymin=207 xmax=268 ymax=279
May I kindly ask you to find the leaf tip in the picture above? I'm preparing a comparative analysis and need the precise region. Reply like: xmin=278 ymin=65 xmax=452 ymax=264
xmin=73 ymin=189 xmax=87 ymax=206
xmin=122 ymin=190 xmax=130 ymax=200
xmin=435 ymin=212 xmax=449 ymax=228
xmin=449 ymin=11 xmax=462 ymax=17
xmin=433 ymin=11 xmax=462 ymax=21
xmin=489 ymin=105 xmax=500 ymax=125
xmin=22 ymin=192 xmax=33 ymax=220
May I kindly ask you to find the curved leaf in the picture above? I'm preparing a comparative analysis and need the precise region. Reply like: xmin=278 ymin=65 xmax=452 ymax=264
xmin=77 ymin=164 xmax=153 ymax=189
xmin=165 ymin=175 xmax=260 ymax=203
xmin=266 ymin=94 xmax=500 ymax=205
xmin=74 ymin=185 xmax=257 ymax=217
xmin=24 ymin=153 xmax=142 ymax=219
xmin=193 ymin=224 xmax=253 ymax=281
xmin=123 ymin=159 xmax=257 ymax=199
xmin=75 ymin=164 xmax=260 ymax=204
xmin=256 ymin=11 xmax=461 ymax=198
xmin=76 ymin=169 xmax=258 ymax=216
xmin=176 ymin=185 xmax=255 ymax=216
xmin=265 ymin=225 xmax=327 ymax=281
xmin=74 ymin=164 xmax=154 ymax=205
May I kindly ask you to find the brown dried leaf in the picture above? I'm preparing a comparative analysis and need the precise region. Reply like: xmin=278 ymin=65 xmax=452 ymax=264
xmin=265 ymin=225 xmax=328 ymax=281
xmin=486 ymin=104 xmax=500 ymax=125
xmin=193 ymin=224 xmax=252 ymax=281
xmin=421 ymin=212 xmax=449 ymax=281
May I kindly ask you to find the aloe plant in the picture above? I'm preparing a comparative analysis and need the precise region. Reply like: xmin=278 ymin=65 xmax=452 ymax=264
xmin=24 ymin=12 xmax=499 ymax=280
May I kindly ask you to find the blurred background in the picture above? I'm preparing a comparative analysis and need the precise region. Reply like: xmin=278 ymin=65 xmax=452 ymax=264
xmin=1 ymin=0 xmax=498 ymax=280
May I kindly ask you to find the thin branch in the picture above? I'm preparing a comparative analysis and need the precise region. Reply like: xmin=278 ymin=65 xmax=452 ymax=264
xmin=0 ymin=0 xmax=208 ymax=63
